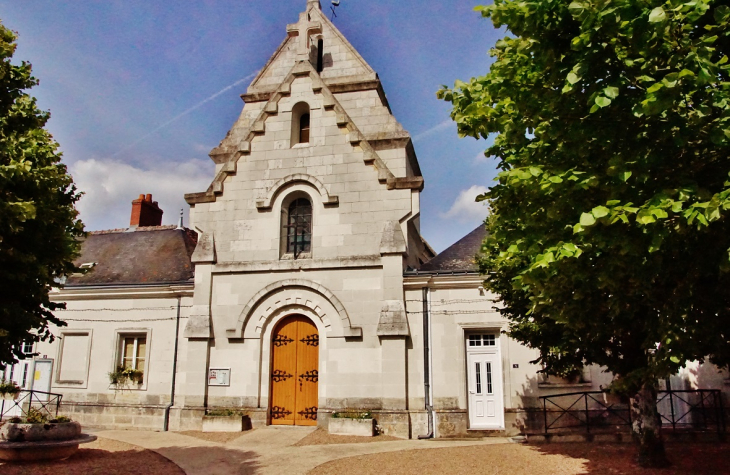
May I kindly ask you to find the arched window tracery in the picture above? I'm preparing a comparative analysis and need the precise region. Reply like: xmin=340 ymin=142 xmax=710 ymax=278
xmin=284 ymin=197 xmax=312 ymax=257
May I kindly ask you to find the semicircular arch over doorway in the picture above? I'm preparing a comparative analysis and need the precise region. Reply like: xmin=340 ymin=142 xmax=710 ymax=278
xmin=269 ymin=315 xmax=319 ymax=426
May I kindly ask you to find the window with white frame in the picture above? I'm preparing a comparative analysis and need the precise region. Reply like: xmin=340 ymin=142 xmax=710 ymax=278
xmin=468 ymin=334 xmax=496 ymax=347
xmin=21 ymin=341 xmax=33 ymax=358
xmin=119 ymin=334 xmax=147 ymax=384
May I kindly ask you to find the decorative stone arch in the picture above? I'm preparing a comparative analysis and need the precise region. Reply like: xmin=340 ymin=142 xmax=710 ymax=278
xmin=256 ymin=174 xmax=339 ymax=210
xmin=226 ymin=279 xmax=362 ymax=339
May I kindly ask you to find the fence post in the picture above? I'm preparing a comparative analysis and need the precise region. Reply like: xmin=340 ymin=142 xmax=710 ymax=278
xmin=699 ymin=390 xmax=708 ymax=430
xmin=585 ymin=394 xmax=590 ymax=434
xmin=720 ymin=391 xmax=726 ymax=435
xmin=543 ymin=398 xmax=548 ymax=435
xmin=669 ymin=391 xmax=676 ymax=431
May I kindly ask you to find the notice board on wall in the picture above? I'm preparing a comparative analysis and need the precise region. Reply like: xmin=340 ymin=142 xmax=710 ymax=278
xmin=208 ymin=368 xmax=230 ymax=386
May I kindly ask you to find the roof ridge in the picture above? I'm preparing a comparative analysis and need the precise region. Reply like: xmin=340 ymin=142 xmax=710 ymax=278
xmin=88 ymin=225 xmax=190 ymax=235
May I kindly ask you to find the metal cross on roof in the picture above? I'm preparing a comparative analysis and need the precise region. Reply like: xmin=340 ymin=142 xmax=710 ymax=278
xmin=287 ymin=8 xmax=323 ymax=62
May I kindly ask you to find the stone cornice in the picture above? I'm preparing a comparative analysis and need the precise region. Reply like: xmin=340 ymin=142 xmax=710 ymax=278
xmin=242 ymin=74 xmax=380 ymax=103
xmin=50 ymin=283 xmax=194 ymax=301
xmin=403 ymin=273 xmax=484 ymax=290
xmin=212 ymin=255 xmax=382 ymax=274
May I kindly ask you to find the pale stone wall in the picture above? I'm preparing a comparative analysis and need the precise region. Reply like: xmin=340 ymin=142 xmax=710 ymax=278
xmin=33 ymin=287 xmax=194 ymax=430
xmin=191 ymin=78 xmax=417 ymax=264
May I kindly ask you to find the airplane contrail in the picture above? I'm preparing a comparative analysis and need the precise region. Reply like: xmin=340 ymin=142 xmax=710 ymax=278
xmin=111 ymin=71 xmax=259 ymax=158
xmin=412 ymin=119 xmax=454 ymax=143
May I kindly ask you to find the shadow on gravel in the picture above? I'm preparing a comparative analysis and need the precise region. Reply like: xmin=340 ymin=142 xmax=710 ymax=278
xmin=532 ymin=442 xmax=730 ymax=475
xmin=153 ymin=445 xmax=262 ymax=475
xmin=0 ymin=448 xmax=186 ymax=475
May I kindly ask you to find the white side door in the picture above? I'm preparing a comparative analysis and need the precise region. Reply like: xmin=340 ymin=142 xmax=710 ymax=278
xmin=31 ymin=360 xmax=53 ymax=402
xmin=467 ymin=334 xmax=504 ymax=429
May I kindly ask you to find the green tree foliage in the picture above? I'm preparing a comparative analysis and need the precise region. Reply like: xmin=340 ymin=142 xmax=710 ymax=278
xmin=0 ymin=22 xmax=84 ymax=365
xmin=439 ymin=0 xmax=730 ymax=466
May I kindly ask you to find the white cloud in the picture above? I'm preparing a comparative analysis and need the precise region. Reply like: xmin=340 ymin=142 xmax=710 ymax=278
xmin=474 ymin=151 xmax=489 ymax=163
xmin=69 ymin=158 xmax=213 ymax=231
xmin=440 ymin=185 xmax=490 ymax=223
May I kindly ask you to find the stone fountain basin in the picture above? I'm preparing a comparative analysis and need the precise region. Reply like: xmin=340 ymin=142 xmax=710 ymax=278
xmin=0 ymin=433 xmax=97 ymax=462
xmin=0 ymin=421 xmax=82 ymax=442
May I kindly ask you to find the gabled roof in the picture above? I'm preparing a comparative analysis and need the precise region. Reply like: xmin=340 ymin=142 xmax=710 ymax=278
xmin=417 ymin=225 xmax=487 ymax=273
xmin=247 ymin=4 xmax=376 ymax=94
xmin=185 ymin=60 xmax=422 ymax=205
xmin=65 ymin=226 xmax=198 ymax=287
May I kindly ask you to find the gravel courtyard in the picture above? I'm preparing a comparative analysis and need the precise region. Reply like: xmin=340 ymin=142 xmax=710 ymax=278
xmin=1 ymin=433 xmax=728 ymax=474
xmin=311 ymin=441 xmax=730 ymax=475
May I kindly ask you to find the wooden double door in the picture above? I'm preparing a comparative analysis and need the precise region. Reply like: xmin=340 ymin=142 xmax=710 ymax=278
xmin=270 ymin=315 xmax=319 ymax=426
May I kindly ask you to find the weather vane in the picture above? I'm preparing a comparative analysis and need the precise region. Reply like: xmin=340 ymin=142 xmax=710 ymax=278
xmin=330 ymin=0 xmax=341 ymax=21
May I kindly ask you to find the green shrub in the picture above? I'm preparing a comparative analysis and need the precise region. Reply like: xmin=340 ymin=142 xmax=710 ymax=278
xmin=332 ymin=410 xmax=372 ymax=419
xmin=206 ymin=408 xmax=248 ymax=417
xmin=108 ymin=366 xmax=144 ymax=387
xmin=24 ymin=408 xmax=49 ymax=424
xmin=0 ymin=379 xmax=20 ymax=397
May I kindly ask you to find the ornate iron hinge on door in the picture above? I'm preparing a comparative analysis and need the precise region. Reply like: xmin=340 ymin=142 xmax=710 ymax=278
xmin=298 ymin=369 xmax=319 ymax=391
xmin=300 ymin=334 xmax=319 ymax=346
xmin=271 ymin=370 xmax=293 ymax=383
xmin=271 ymin=406 xmax=292 ymax=419
xmin=299 ymin=370 xmax=319 ymax=383
xmin=273 ymin=334 xmax=294 ymax=347
xmin=298 ymin=406 xmax=318 ymax=420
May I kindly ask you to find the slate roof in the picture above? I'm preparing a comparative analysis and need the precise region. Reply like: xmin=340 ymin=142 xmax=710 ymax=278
xmin=65 ymin=226 xmax=198 ymax=287
xmin=417 ymin=225 xmax=487 ymax=273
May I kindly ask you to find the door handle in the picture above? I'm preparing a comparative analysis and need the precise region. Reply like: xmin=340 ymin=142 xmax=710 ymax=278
xmin=469 ymin=390 xmax=475 ymax=394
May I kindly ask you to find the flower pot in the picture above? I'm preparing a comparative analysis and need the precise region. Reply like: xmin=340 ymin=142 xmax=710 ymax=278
xmin=202 ymin=415 xmax=252 ymax=433
xmin=329 ymin=418 xmax=375 ymax=437
xmin=1 ymin=392 xmax=20 ymax=401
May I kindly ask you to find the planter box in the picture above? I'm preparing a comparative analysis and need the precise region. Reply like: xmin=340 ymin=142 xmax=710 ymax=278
xmin=329 ymin=418 xmax=375 ymax=437
xmin=202 ymin=415 xmax=251 ymax=433
xmin=0 ymin=422 xmax=81 ymax=443
xmin=1 ymin=393 xmax=20 ymax=401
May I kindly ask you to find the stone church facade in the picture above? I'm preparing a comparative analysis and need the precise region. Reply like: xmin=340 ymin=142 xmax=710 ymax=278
xmin=4 ymin=0 xmax=728 ymax=437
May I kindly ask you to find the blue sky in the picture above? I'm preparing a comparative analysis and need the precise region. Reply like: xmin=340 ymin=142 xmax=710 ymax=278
xmin=2 ymin=0 xmax=503 ymax=252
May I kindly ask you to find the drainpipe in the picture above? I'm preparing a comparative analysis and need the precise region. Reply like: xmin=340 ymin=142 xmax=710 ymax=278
xmin=418 ymin=286 xmax=434 ymax=439
xmin=163 ymin=295 xmax=182 ymax=431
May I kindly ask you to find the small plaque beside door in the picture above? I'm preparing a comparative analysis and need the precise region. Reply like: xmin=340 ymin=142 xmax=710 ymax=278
xmin=208 ymin=368 xmax=231 ymax=386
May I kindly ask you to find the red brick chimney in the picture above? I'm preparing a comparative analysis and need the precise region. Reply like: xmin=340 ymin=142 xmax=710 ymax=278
xmin=130 ymin=194 xmax=163 ymax=227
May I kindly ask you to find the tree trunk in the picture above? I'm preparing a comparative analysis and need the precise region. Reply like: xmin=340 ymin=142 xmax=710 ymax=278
xmin=630 ymin=383 xmax=670 ymax=468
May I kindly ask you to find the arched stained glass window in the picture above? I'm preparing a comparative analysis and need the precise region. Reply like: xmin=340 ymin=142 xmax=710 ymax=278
xmin=285 ymin=198 xmax=312 ymax=257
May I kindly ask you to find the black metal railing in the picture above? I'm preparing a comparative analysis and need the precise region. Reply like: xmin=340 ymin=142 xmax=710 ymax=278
xmin=0 ymin=389 xmax=64 ymax=421
xmin=539 ymin=389 xmax=726 ymax=436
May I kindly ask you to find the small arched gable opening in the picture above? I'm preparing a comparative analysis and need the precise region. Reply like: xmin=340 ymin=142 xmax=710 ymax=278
xmin=291 ymin=102 xmax=311 ymax=147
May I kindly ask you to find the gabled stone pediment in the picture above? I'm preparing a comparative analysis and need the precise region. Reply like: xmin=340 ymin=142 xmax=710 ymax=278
xmin=185 ymin=60 xmax=421 ymax=205
xmin=246 ymin=3 xmax=376 ymax=96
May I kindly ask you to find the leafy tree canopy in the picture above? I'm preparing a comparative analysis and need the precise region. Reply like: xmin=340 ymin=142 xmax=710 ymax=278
xmin=0 ymin=22 xmax=84 ymax=365
xmin=439 ymin=0 xmax=730 ymax=392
